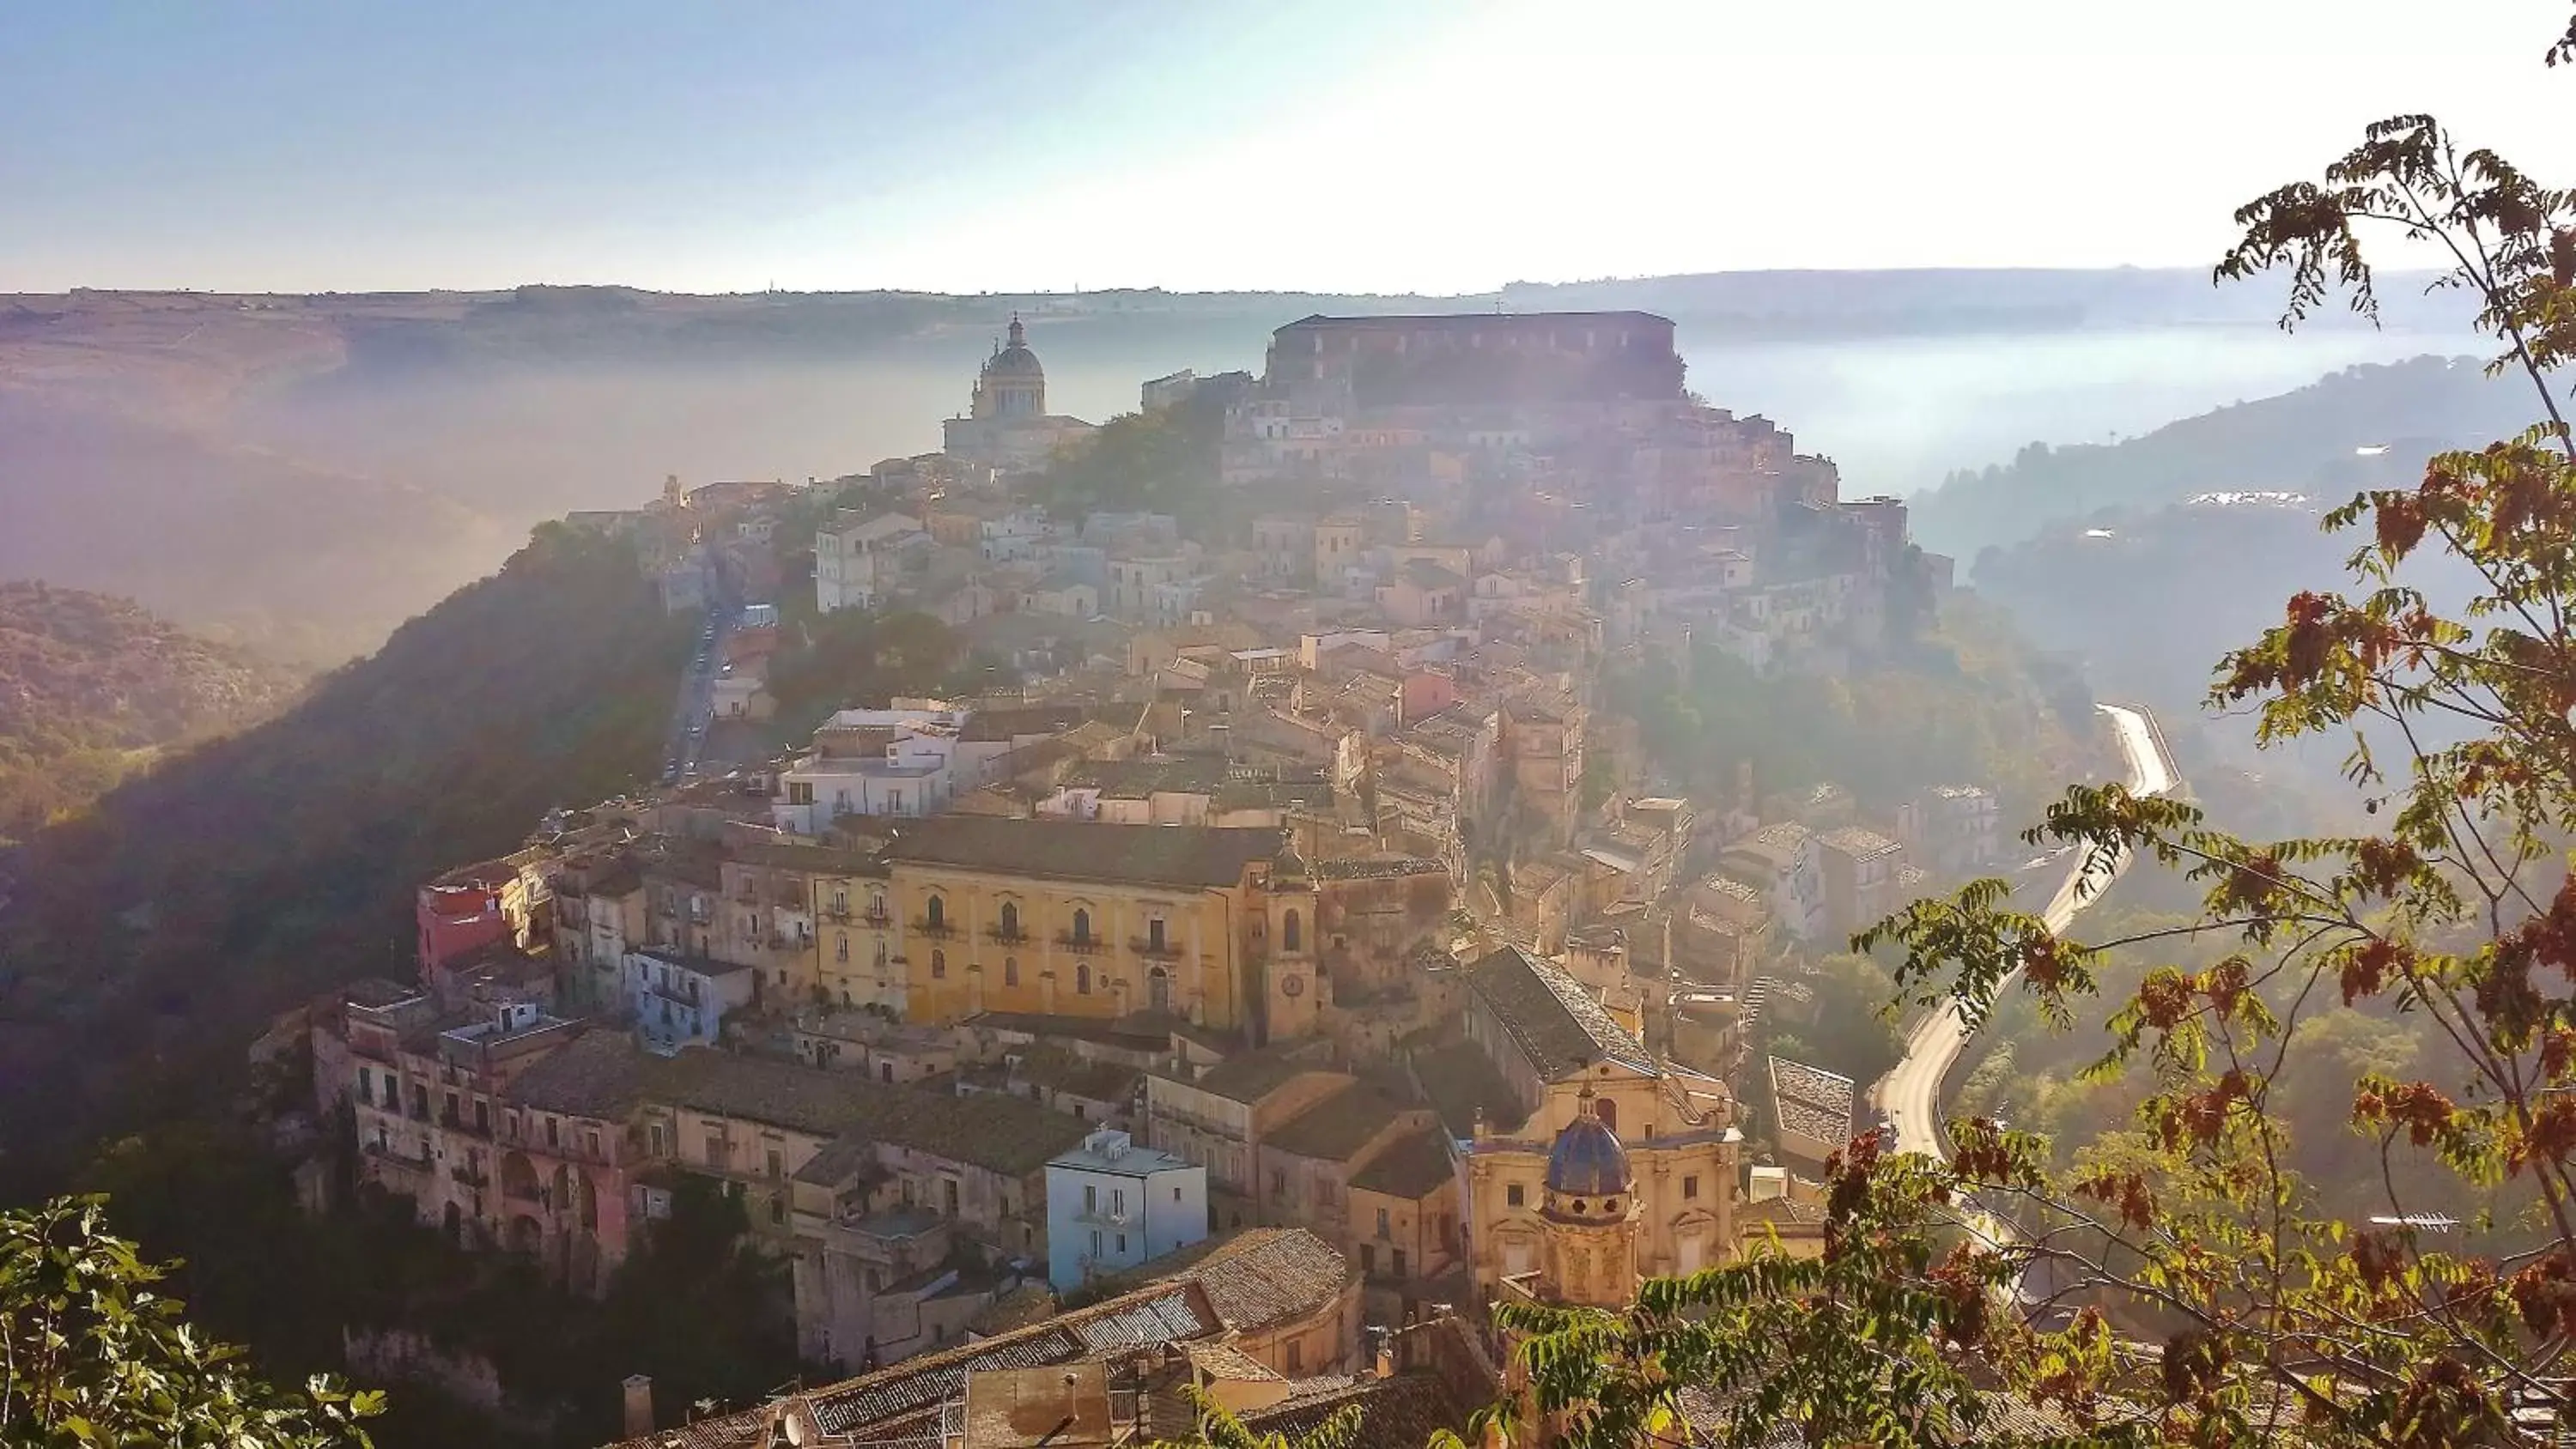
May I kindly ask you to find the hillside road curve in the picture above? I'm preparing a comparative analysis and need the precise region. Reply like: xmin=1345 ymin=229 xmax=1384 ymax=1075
xmin=1874 ymin=704 xmax=2177 ymax=1163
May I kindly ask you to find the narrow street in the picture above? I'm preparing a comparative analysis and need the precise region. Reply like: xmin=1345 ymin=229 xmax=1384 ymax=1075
xmin=659 ymin=596 xmax=737 ymax=788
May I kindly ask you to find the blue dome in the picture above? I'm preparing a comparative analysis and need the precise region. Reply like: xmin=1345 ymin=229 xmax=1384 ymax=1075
xmin=1545 ymin=1106 xmax=1631 ymax=1197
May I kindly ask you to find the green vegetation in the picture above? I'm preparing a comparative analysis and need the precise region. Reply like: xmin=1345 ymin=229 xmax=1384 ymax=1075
xmin=766 ymin=608 xmax=969 ymax=737
xmin=1 ymin=1193 xmax=382 ymax=1447
xmin=74 ymin=1123 xmax=801 ymax=1448
xmin=1022 ymin=388 xmax=1225 ymax=522
xmin=0 ymin=580 xmax=306 ymax=844
xmin=1761 ymin=953 xmax=1907 ymax=1093
xmin=1509 ymin=33 xmax=2576 ymax=1442
xmin=1607 ymin=596 xmax=2095 ymax=819
xmin=0 ymin=524 xmax=683 ymax=1195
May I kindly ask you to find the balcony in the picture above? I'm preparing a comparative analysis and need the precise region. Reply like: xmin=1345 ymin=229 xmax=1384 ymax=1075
xmin=1054 ymin=931 xmax=1104 ymax=955
xmin=451 ymin=1163 xmax=489 ymax=1189
xmin=911 ymin=919 xmax=958 ymax=941
xmin=1128 ymin=937 xmax=1185 ymax=961
xmin=1073 ymin=1206 xmax=1133 ymax=1228
xmin=863 ymin=906 xmax=893 ymax=926
xmin=823 ymin=904 xmax=854 ymax=923
xmin=985 ymin=925 xmax=1030 ymax=946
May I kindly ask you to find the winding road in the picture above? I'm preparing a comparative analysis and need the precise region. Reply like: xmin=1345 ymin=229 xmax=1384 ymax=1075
xmin=1873 ymin=703 xmax=2178 ymax=1163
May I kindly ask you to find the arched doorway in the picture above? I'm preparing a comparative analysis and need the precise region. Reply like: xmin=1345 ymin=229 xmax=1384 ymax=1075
xmin=506 ymin=1214 xmax=544 ymax=1256
xmin=1149 ymin=967 xmax=1171 ymax=1013
xmin=500 ymin=1151 xmax=541 ymax=1209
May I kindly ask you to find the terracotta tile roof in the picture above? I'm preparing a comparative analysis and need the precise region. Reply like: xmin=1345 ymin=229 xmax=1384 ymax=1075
xmin=881 ymin=816 xmax=1285 ymax=889
xmin=1347 ymin=1128 xmax=1457 ymax=1201
xmin=1178 ymin=1228 xmax=1353 ymax=1334
xmin=1818 ymin=825 xmax=1902 ymax=859
xmin=1165 ymin=1042 xmax=1341 ymax=1106
xmin=653 ymin=1051 xmax=1088 ymax=1175
xmin=1311 ymin=855 xmax=1448 ymax=882
xmin=501 ymin=1031 xmax=647 ymax=1119
xmin=1408 ymin=1040 xmax=1524 ymax=1137
xmin=1243 ymin=1373 xmax=1473 ymax=1449
xmin=1263 ymin=1083 xmax=1412 ymax=1163
xmin=1465 ymin=945 xmax=1652 ymax=1080
xmin=1013 ymin=1043 xmax=1142 ymax=1103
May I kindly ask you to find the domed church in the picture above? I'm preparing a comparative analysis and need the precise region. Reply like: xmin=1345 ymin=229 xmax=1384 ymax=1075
xmin=940 ymin=314 xmax=1097 ymax=472
xmin=1536 ymin=1087 xmax=1643 ymax=1307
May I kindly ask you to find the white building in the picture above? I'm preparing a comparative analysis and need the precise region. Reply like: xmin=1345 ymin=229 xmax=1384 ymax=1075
xmin=816 ymin=511 xmax=928 ymax=613
xmin=620 ymin=949 xmax=759 ymax=1052
xmin=1043 ymin=1128 xmax=1207 ymax=1291
xmin=773 ymin=707 xmax=969 ymax=833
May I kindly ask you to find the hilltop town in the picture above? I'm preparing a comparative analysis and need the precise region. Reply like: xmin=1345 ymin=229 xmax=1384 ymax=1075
xmin=282 ymin=307 xmax=2036 ymax=1446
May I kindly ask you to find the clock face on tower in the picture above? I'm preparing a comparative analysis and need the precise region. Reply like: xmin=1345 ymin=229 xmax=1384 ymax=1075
xmin=1280 ymin=974 xmax=1305 ymax=998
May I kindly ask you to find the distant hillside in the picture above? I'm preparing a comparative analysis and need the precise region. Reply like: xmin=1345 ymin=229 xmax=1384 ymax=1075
xmin=0 ymin=525 xmax=683 ymax=1188
xmin=1909 ymin=355 xmax=2530 ymax=555
xmin=0 ymin=581 xmax=305 ymax=841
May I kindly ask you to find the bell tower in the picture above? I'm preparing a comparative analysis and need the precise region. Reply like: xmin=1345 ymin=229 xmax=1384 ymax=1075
xmin=1539 ymin=1086 xmax=1640 ymax=1308
xmin=1261 ymin=846 xmax=1320 ymax=1045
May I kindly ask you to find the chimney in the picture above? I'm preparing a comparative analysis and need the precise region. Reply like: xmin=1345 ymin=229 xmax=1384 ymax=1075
xmin=1371 ymin=1326 xmax=1394 ymax=1380
xmin=622 ymin=1374 xmax=655 ymax=1439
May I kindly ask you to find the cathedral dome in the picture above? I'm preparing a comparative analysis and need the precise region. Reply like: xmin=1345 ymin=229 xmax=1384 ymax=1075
xmin=1545 ymin=1093 xmax=1631 ymax=1197
xmin=985 ymin=317 xmax=1045 ymax=379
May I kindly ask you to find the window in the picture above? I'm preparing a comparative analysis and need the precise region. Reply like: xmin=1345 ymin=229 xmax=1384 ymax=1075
xmin=1072 ymin=907 xmax=1091 ymax=944
xmin=545 ymin=1117 xmax=559 ymax=1148
xmin=1084 ymin=1184 xmax=1098 ymax=1212
xmin=1376 ymin=1207 xmax=1391 ymax=1240
xmin=358 ymin=1066 xmax=374 ymax=1102
xmin=1393 ymin=1247 xmax=1407 ymax=1277
xmin=1283 ymin=909 xmax=1301 ymax=953
xmin=945 ymin=1179 xmax=960 ymax=1215
xmin=648 ymin=1123 xmax=668 ymax=1157
xmin=382 ymin=1077 xmax=399 ymax=1110
xmin=769 ymin=1194 xmax=785 ymax=1225
xmin=1506 ymin=1183 xmax=1526 ymax=1208
xmin=1076 ymin=962 xmax=1091 ymax=994
xmin=1595 ymin=1097 xmax=1618 ymax=1135
xmin=1147 ymin=918 xmax=1166 ymax=953
xmin=443 ymin=1091 xmax=459 ymax=1123
xmin=880 ymin=1063 xmax=895 ymax=1084
xmin=831 ymin=888 xmax=848 ymax=912
xmin=1116 ymin=1233 xmax=1127 ymax=1253
xmin=926 ymin=895 xmax=945 ymax=930
xmin=475 ymin=1101 xmax=490 ymax=1134
xmin=1682 ymin=1174 xmax=1700 ymax=1201
xmin=704 ymin=1131 xmax=725 ymax=1166
xmin=931 ymin=949 xmax=946 ymax=979
xmin=836 ymin=934 xmax=850 ymax=962
xmin=1111 ymin=1188 xmax=1125 ymax=1216
xmin=586 ymin=1129 xmax=601 ymax=1158
xmin=999 ymin=901 xmax=1019 ymax=937
xmin=1004 ymin=957 xmax=1018 ymax=986
xmin=888 ymin=789 xmax=902 ymax=812
xmin=1174 ymin=1185 xmax=1183 ymax=1202
xmin=1287 ymin=1343 xmax=1303 ymax=1374
xmin=1360 ymin=1244 xmax=1376 ymax=1275
xmin=1270 ymin=1168 xmax=1286 ymax=1200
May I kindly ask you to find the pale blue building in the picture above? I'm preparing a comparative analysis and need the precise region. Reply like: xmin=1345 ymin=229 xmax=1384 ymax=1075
xmin=1043 ymin=1128 xmax=1207 ymax=1291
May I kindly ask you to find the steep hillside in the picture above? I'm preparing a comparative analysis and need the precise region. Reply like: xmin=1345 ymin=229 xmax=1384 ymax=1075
xmin=0 ymin=525 xmax=684 ymax=1188
xmin=0 ymin=581 xmax=306 ymax=841
xmin=1909 ymin=355 xmax=2530 ymax=555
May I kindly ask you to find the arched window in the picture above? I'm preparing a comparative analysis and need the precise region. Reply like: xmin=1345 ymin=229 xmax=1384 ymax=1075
xmin=1595 ymin=1098 xmax=1618 ymax=1136
xmin=1072 ymin=907 xmax=1091 ymax=944
xmin=926 ymin=895 xmax=945 ymax=931
xmin=931 ymin=949 xmax=946 ymax=979
xmin=835 ymin=934 xmax=849 ymax=963
xmin=1076 ymin=962 xmax=1091 ymax=995
xmin=999 ymin=901 xmax=1020 ymax=938
xmin=1004 ymin=957 xmax=1019 ymax=986
xmin=1282 ymin=909 xmax=1302 ymax=954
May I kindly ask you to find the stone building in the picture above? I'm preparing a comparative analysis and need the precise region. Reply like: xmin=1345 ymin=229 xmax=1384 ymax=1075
xmin=942 ymin=317 xmax=1097 ymax=472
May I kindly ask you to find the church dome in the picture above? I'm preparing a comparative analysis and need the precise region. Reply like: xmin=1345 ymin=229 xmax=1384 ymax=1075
xmin=985 ymin=317 xmax=1045 ymax=379
xmin=1545 ymin=1094 xmax=1631 ymax=1197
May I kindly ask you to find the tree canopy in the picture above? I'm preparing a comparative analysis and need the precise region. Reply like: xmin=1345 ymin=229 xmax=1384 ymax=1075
xmin=1 ymin=1195 xmax=382 ymax=1448
xmin=1507 ymin=18 xmax=2576 ymax=1446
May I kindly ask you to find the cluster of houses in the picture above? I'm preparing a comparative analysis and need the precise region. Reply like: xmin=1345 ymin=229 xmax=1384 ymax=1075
xmin=284 ymin=306 xmax=2020 ymax=1448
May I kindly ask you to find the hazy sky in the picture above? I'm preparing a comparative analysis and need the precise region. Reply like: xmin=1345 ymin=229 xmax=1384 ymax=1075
xmin=5 ymin=0 xmax=2570 ymax=294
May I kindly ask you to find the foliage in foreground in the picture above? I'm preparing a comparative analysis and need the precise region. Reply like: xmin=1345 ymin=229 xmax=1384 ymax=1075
xmin=1508 ymin=16 xmax=2576 ymax=1446
xmin=0 ymin=1195 xmax=380 ymax=1448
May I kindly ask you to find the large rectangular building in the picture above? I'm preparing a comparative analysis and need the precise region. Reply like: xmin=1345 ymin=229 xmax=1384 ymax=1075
xmin=1261 ymin=311 xmax=1684 ymax=406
